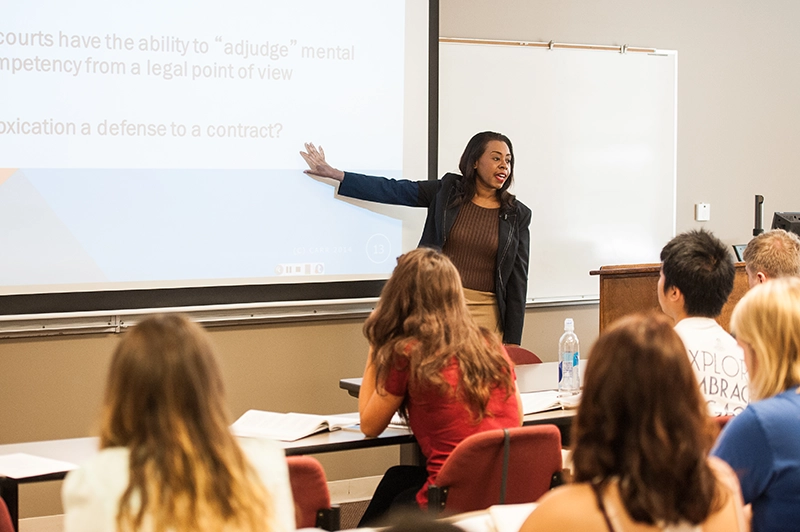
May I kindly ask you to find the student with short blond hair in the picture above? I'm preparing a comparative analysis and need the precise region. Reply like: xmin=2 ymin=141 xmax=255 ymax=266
xmin=713 ymin=277 xmax=800 ymax=531
xmin=742 ymin=228 xmax=800 ymax=287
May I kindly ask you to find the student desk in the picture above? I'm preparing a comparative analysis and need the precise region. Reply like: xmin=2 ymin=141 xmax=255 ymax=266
xmin=340 ymin=361 xmax=580 ymax=446
xmin=338 ymin=385 xmax=576 ymax=445
xmin=340 ymin=361 xmax=584 ymax=398
xmin=0 ymin=425 xmax=415 ymax=531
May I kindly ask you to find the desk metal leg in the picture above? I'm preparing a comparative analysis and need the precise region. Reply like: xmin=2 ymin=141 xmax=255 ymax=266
xmin=0 ymin=478 xmax=19 ymax=532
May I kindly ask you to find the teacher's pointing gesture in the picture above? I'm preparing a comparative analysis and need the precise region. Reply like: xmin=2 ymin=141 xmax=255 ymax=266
xmin=299 ymin=132 xmax=531 ymax=345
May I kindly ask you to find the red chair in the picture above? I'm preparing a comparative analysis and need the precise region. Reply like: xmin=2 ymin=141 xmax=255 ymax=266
xmin=428 ymin=424 xmax=564 ymax=516
xmin=286 ymin=455 xmax=340 ymax=531
xmin=504 ymin=345 xmax=543 ymax=365
xmin=0 ymin=498 xmax=13 ymax=532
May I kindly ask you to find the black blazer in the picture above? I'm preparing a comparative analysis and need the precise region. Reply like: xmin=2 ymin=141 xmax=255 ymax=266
xmin=339 ymin=171 xmax=531 ymax=344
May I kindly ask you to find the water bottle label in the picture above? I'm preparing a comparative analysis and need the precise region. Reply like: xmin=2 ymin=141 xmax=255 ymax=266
xmin=559 ymin=352 xmax=579 ymax=392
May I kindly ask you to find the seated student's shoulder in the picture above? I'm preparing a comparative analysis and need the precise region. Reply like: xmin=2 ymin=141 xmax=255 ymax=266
xmin=64 ymin=447 xmax=130 ymax=497
xmin=62 ymin=448 xmax=132 ymax=532
xmin=519 ymin=484 xmax=608 ymax=532
xmin=237 ymin=438 xmax=296 ymax=532
xmin=703 ymin=457 xmax=748 ymax=531
xmin=238 ymin=437 xmax=290 ymax=484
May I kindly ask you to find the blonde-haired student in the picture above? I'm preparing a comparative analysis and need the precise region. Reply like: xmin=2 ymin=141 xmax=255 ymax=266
xmin=713 ymin=277 xmax=800 ymax=532
xmin=62 ymin=314 xmax=295 ymax=532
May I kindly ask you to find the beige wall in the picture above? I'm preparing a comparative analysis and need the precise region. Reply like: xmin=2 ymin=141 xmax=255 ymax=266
xmin=441 ymin=0 xmax=800 ymax=243
xmin=4 ymin=0 xmax=800 ymax=518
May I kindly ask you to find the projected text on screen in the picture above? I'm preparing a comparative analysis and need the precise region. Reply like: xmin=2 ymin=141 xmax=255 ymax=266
xmin=0 ymin=0 xmax=420 ymax=296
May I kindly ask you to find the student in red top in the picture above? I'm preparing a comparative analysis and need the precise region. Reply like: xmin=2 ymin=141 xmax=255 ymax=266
xmin=357 ymin=247 xmax=522 ymax=526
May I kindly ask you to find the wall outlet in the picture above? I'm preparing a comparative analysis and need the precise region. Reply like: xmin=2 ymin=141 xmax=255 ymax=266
xmin=695 ymin=203 xmax=711 ymax=221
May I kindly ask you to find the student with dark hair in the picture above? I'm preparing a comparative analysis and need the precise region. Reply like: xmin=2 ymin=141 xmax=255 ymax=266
xmin=356 ymin=247 xmax=522 ymax=526
xmin=520 ymin=313 xmax=747 ymax=531
xmin=658 ymin=229 xmax=747 ymax=415
xmin=62 ymin=314 xmax=295 ymax=532
xmin=713 ymin=277 xmax=800 ymax=531
xmin=300 ymin=132 xmax=531 ymax=345
xmin=742 ymin=228 xmax=800 ymax=287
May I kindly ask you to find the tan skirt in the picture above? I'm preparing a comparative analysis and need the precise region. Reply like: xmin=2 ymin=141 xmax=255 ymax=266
xmin=463 ymin=287 xmax=502 ymax=337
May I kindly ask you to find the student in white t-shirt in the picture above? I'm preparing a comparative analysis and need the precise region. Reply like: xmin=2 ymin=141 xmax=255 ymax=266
xmin=658 ymin=229 xmax=748 ymax=415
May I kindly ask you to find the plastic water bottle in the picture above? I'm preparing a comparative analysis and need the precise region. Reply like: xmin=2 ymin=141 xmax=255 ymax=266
xmin=558 ymin=318 xmax=580 ymax=396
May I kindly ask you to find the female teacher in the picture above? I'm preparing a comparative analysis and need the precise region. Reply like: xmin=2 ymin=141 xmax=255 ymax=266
xmin=300 ymin=131 xmax=531 ymax=345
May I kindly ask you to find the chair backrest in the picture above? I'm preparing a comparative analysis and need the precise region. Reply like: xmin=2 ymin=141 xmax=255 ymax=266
xmin=0 ymin=498 xmax=14 ymax=532
xmin=504 ymin=345 xmax=543 ymax=365
xmin=428 ymin=424 xmax=563 ymax=515
xmin=285 ymin=455 xmax=340 ymax=531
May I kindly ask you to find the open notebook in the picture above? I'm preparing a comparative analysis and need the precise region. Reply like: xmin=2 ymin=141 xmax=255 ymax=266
xmin=231 ymin=410 xmax=359 ymax=442
xmin=519 ymin=390 xmax=561 ymax=414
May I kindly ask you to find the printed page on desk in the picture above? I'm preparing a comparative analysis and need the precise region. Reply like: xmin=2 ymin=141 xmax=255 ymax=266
xmin=520 ymin=390 xmax=561 ymax=414
xmin=0 ymin=452 xmax=78 ymax=479
xmin=231 ymin=410 xmax=358 ymax=442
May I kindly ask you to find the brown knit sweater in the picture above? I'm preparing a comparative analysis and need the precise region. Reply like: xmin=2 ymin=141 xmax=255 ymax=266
xmin=442 ymin=201 xmax=499 ymax=292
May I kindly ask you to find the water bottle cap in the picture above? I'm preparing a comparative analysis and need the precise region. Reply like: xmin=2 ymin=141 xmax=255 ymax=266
xmin=564 ymin=318 xmax=574 ymax=331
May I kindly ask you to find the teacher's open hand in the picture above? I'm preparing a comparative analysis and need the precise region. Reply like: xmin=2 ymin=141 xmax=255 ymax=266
xmin=300 ymin=142 xmax=345 ymax=182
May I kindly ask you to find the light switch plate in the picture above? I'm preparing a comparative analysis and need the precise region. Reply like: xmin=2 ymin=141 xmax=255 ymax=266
xmin=695 ymin=203 xmax=711 ymax=221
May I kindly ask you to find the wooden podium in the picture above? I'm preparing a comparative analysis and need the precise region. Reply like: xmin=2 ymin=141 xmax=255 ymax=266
xmin=589 ymin=263 xmax=749 ymax=333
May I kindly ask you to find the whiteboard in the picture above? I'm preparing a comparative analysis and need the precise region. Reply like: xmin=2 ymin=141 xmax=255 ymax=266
xmin=438 ymin=42 xmax=677 ymax=303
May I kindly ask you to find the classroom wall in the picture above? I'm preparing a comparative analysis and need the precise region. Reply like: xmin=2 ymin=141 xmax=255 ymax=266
xmin=442 ymin=0 xmax=800 ymax=244
xmin=3 ymin=0 xmax=800 ymax=518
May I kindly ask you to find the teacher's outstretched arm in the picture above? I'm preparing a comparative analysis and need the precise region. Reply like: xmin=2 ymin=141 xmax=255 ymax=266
xmin=299 ymin=142 xmax=345 ymax=181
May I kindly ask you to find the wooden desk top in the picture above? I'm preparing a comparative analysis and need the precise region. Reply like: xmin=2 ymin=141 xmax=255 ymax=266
xmin=0 ymin=425 xmax=415 ymax=484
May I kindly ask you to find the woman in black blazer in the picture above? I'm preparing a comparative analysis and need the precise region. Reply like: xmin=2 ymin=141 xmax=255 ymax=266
xmin=300 ymin=131 xmax=530 ymax=345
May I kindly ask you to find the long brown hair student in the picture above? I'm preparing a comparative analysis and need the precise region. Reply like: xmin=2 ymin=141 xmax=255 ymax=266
xmin=62 ymin=314 xmax=294 ymax=532
xmin=357 ymin=247 xmax=522 ymax=526
xmin=363 ymin=246 xmax=516 ymax=424
xmin=520 ymin=313 xmax=746 ymax=532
